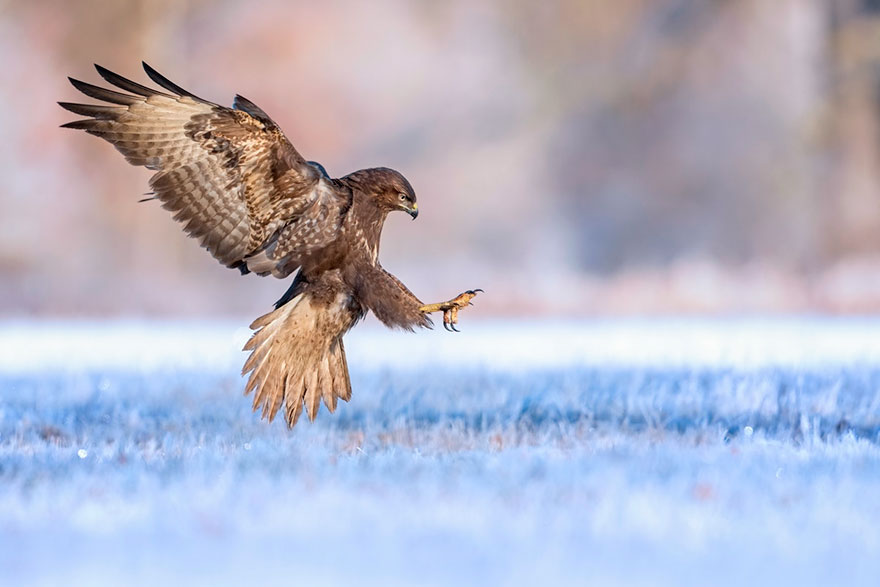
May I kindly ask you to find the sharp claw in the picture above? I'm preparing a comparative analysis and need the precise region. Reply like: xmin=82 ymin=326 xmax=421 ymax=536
xmin=472 ymin=289 xmax=484 ymax=294
xmin=443 ymin=321 xmax=453 ymax=332
xmin=450 ymin=323 xmax=460 ymax=332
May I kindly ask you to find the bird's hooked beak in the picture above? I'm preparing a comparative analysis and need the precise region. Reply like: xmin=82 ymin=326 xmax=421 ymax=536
xmin=407 ymin=202 xmax=419 ymax=220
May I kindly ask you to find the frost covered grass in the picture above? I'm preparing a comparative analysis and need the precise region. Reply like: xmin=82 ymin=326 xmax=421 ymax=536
xmin=1 ymin=318 xmax=879 ymax=586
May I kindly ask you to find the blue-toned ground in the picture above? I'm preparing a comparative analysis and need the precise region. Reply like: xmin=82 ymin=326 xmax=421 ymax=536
xmin=1 ymin=319 xmax=879 ymax=586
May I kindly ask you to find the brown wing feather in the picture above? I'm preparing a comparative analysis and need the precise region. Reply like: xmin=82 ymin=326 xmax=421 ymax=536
xmin=60 ymin=63 xmax=339 ymax=271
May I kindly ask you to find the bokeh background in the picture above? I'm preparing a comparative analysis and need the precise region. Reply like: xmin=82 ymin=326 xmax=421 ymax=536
xmin=4 ymin=5 xmax=880 ymax=586
xmin=4 ymin=0 xmax=880 ymax=316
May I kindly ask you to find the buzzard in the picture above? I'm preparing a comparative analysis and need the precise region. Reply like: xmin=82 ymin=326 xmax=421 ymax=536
xmin=60 ymin=63 xmax=480 ymax=428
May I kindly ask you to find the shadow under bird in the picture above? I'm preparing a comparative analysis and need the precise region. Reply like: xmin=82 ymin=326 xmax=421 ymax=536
xmin=59 ymin=62 xmax=481 ymax=428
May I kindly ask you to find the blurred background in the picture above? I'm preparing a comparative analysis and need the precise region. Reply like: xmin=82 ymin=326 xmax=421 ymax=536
xmin=3 ymin=0 xmax=880 ymax=317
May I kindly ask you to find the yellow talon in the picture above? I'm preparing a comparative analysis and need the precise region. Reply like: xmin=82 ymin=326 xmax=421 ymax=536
xmin=420 ymin=289 xmax=482 ymax=332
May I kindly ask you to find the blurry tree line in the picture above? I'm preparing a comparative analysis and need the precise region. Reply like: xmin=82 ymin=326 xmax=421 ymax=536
xmin=3 ymin=0 xmax=880 ymax=314
xmin=510 ymin=0 xmax=880 ymax=273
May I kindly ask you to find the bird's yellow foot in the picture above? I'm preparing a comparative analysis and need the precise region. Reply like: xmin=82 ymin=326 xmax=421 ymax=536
xmin=419 ymin=289 xmax=482 ymax=332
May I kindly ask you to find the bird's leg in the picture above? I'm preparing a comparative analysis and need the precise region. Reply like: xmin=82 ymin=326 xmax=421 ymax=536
xmin=419 ymin=289 xmax=482 ymax=332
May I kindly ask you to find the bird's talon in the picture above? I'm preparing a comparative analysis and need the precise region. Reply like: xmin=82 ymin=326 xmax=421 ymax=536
xmin=422 ymin=288 xmax=480 ymax=333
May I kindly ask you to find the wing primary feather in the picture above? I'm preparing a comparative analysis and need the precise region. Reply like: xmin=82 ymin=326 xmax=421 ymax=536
xmin=94 ymin=64 xmax=170 ymax=98
xmin=142 ymin=62 xmax=204 ymax=101
xmin=232 ymin=94 xmax=272 ymax=123
xmin=57 ymin=102 xmax=123 ymax=119
xmin=68 ymin=77 xmax=141 ymax=105
xmin=60 ymin=120 xmax=99 ymax=130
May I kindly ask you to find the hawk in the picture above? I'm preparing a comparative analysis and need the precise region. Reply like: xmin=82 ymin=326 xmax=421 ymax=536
xmin=60 ymin=63 xmax=480 ymax=428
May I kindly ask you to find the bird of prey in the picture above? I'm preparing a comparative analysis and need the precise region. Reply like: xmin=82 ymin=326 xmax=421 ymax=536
xmin=60 ymin=63 xmax=480 ymax=428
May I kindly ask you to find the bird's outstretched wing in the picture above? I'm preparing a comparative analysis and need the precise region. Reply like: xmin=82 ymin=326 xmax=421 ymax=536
xmin=59 ymin=63 xmax=340 ymax=272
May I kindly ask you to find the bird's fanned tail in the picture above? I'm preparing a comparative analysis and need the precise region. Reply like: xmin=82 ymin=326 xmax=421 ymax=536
xmin=242 ymin=293 xmax=353 ymax=428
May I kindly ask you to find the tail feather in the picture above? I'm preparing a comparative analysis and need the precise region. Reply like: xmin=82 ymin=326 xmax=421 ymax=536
xmin=304 ymin=369 xmax=321 ymax=421
xmin=242 ymin=292 xmax=354 ymax=428
xmin=333 ymin=339 xmax=352 ymax=402
xmin=318 ymin=356 xmax=337 ymax=413
xmin=285 ymin=371 xmax=305 ymax=428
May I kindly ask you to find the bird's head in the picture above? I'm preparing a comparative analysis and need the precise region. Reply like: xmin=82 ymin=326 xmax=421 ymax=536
xmin=348 ymin=167 xmax=419 ymax=220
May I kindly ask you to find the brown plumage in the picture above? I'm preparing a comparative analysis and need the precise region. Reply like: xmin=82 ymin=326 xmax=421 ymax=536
xmin=60 ymin=63 xmax=480 ymax=428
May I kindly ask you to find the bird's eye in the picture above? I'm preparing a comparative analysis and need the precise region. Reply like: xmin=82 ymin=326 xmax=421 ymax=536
xmin=398 ymin=193 xmax=408 ymax=202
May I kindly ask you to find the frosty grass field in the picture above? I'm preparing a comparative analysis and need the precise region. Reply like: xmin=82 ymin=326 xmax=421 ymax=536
xmin=1 ymin=318 xmax=879 ymax=586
